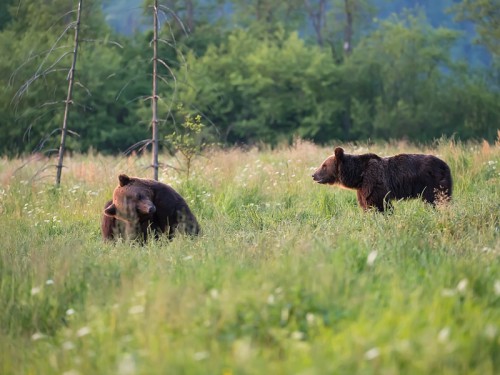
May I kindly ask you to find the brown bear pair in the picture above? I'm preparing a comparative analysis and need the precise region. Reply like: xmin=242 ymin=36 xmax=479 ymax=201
xmin=102 ymin=174 xmax=200 ymax=241
xmin=312 ymin=147 xmax=452 ymax=212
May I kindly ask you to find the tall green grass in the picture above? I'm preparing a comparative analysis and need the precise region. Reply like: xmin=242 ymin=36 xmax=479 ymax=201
xmin=1 ymin=140 xmax=499 ymax=374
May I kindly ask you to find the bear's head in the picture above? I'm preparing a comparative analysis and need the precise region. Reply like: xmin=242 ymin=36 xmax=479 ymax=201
xmin=312 ymin=147 xmax=344 ymax=185
xmin=104 ymin=174 xmax=156 ymax=222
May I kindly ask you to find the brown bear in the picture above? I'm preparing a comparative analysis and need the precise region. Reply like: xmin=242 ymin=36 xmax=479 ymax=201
xmin=312 ymin=147 xmax=452 ymax=212
xmin=102 ymin=174 xmax=200 ymax=241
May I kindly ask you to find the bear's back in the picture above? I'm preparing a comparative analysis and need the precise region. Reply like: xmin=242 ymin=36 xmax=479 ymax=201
xmin=384 ymin=154 xmax=452 ymax=200
xmin=139 ymin=179 xmax=200 ymax=233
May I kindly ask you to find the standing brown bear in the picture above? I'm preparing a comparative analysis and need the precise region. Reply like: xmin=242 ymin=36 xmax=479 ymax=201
xmin=102 ymin=174 xmax=200 ymax=241
xmin=312 ymin=147 xmax=452 ymax=212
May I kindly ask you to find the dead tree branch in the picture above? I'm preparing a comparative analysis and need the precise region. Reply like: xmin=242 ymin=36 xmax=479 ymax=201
xmin=56 ymin=0 xmax=83 ymax=186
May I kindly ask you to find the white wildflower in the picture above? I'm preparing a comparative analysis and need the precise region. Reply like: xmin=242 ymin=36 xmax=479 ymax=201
xmin=46 ymin=279 xmax=54 ymax=285
xmin=494 ymin=280 xmax=500 ymax=296
xmin=291 ymin=331 xmax=305 ymax=340
xmin=209 ymin=289 xmax=219 ymax=299
xmin=441 ymin=289 xmax=456 ymax=297
xmin=128 ymin=305 xmax=145 ymax=315
xmin=66 ymin=308 xmax=75 ymax=316
xmin=120 ymin=335 xmax=133 ymax=344
xmin=76 ymin=327 xmax=91 ymax=337
xmin=456 ymin=279 xmax=468 ymax=294
xmin=62 ymin=341 xmax=75 ymax=351
xmin=438 ymin=327 xmax=450 ymax=342
xmin=31 ymin=287 xmax=41 ymax=296
xmin=193 ymin=351 xmax=209 ymax=361
xmin=233 ymin=339 xmax=252 ymax=362
xmin=281 ymin=307 xmax=290 ymax=323
xmin=117 ymin=353 xmax=136 ymax=375
xmin=306 ymin=313 xmax=315 ymax=325
xmin=366 ymin=250 xmax=378 ymax=267
xmin=484 ymin=324 xmax=497 ymax=339
xmin=31 ymin=332 xmax=46 ymax=341
xmin=364 ymin=347 xmax=380 ymax=360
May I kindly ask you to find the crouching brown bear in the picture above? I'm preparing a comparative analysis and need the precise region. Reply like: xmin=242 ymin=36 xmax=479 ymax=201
xmin=312 ymin=147 xmax=452 ymax=212
xmin=102 ymin=174 xmax=200 ymax=241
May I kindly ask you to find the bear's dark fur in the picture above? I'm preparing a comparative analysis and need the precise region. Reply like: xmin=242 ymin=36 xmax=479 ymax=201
xmin=102 ymin=174 xmax=200 ymax=241
xmin=312 ymin=147 xmax=452 ymax=212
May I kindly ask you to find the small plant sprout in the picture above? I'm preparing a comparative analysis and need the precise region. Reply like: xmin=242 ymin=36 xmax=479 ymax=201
xmin=165 ymin=108 xmax=206 ymax=180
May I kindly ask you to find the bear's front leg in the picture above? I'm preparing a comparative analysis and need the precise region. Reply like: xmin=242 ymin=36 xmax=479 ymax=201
xmin=360 ymin=183 xmax=388 ymax=212
xmin=356 ymin=190 xmax=369 ymax=211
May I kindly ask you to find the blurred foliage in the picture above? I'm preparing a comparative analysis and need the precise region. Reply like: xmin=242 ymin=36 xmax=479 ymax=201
xmin=452 ymin=0 xmax=500 ymax=59
xmin=0 ymin=0 xmax=499 ymax=156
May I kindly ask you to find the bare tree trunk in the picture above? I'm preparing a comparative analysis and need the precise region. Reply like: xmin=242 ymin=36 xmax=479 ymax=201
xmin=186 ymin=0 xmax=194 ymax=32
xmin=343 ymin=0 xmax=353 ymax=55
xmin=304 ymin=0 xmax=327 ymax=46
xmin=342 ymin=0 xmax=354 ymax=139
xmin=151 ymin=0 xmax=159 ymax=181
xmin=56 ymin=0 xmax=82 ymax=186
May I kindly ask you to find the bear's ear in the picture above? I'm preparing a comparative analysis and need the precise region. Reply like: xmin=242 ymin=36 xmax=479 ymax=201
xmin=104 ymin=203 xmax=117 ymax=217
xmin=334 ymin=147 xmax=344 ymax=160
xmin=118 ymin=174 xmax=132 ymax=187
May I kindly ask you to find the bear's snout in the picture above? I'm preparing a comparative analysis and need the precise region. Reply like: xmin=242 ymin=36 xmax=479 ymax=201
xmin=136 ymin=200 xmax=156 ymax=216
xmin=312 ymin=171 xmax=324 ymax=184
xmin=141 ymin=204 xmax=156 ymax=215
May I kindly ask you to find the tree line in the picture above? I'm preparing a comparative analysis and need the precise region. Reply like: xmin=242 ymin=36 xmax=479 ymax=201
xmin=0 ymin=0 xmax=499 ymax=156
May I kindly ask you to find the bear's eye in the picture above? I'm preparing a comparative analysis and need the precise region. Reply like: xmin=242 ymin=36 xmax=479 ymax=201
xmin=136 ymin=193 xmax=143 ymax=200
xmin=322 ymin=164 xmax=326 ymax=169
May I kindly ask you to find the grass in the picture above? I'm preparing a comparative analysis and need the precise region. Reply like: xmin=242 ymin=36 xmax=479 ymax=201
xmin=0 ymin=139 xmax=499 ymax=374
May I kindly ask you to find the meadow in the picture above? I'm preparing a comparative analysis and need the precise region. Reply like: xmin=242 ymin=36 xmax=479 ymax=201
xmin=0 ymin=139 xmax=499 ymax=375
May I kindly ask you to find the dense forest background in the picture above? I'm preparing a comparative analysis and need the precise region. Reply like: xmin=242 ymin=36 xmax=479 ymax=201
xmin=0 ymin=0 xmax=498 ymax=156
